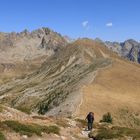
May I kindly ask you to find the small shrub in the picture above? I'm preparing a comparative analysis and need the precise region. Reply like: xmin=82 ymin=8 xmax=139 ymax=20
xmin=0 ymin=132 xmax=6 ymax=140
xmin=100 ymin=112 xmax=112 ymax=123
xmin=38 ymin=104 xmax=49 ymax=115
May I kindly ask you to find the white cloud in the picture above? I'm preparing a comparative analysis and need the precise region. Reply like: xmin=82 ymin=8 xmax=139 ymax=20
xmin=106 ymin=22 xmax=113 ymax=27
xmin=82 ymin=21 xmax=89 ymax=28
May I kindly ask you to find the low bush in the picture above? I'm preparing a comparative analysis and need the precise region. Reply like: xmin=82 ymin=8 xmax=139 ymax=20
xmin=38 ymin=104 xmax=49 ymax=115
xmin=100 ymin=112 xmax=112 ymax=123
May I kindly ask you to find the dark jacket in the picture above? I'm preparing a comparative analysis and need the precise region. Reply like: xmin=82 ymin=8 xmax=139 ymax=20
xmin=86 ymin=113 xmax=94 ymax=123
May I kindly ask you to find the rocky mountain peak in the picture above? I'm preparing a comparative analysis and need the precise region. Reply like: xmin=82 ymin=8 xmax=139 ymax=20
xmin=0 ymin=27 xmax=68 ymax=79
xmin=105 ymin=39 xmax=140 ymax=63
xmin=0 ymin=27 xmax=67 ymax=51
xmin=125 ymin=39 xmax=138 ymax=44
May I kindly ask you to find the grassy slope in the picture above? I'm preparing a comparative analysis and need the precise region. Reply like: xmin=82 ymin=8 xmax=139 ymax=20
xmin=77 ymin=44 xmax=140 ymax=128
xmin=0 ymin=38 xmax=140 ymax=129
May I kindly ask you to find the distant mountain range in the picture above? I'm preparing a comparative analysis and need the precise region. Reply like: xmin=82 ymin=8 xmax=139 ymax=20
xmin=0 ymin=27 xmax=140 ymax=64
xmin=0 ymin=27 xmax=67 ymax=54
xmin=95 ymin=38 xmax=140 ymax=64
xmin=0 ymin=27 xmax=67 ymax=80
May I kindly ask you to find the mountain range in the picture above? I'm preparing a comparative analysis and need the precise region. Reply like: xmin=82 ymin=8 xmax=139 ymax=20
xmin=103 ymin=39 xmax=140 ymax=63
xmin=0 ymin=27 xmax=67 ymax=83
xmin=0 ymin=28 xmax=140 ymax=140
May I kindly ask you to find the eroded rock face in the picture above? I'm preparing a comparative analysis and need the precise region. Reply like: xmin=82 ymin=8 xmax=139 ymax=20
xmin=105 ymin=39 xmax=140 ymax=63
xmin=0 ymin=27 xmax=67 ymax=79
xmin=0 ymin=27 xmax=67 ymax=53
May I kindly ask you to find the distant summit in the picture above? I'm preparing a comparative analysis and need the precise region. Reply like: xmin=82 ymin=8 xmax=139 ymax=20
xmin=0 ymin=27 xmax=67 ymax=52
xmin=105 ymin=39 xmax=140 ymax=63
xmin=0 ymin=27 xmax=68 ymax=79
xmin=1 ymin=27 xmax=139 ymax=64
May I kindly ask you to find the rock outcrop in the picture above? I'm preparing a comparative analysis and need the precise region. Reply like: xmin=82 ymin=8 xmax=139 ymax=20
xmin=0 ymin=27 xmax=67 ymax=80
xmin=105 ymin=39 xmax=140 ymax=63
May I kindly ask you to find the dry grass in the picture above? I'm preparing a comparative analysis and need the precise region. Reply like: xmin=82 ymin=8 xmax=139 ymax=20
xmin=75 ymin=119 xmax=87 ymax=128
xmin=55 ymin=118 xmax=70 ymax=128
xmin=1 ymin=120 xmax=60 ymax=137
xmin=77 ymin=46 xmax=140 ymax=128
xmin=89 ymin=126 xmax=140 ymax=140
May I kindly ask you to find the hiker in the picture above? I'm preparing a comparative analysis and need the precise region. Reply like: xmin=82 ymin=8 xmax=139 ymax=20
xmin=86 ymin=112 xmax=94 ymax=131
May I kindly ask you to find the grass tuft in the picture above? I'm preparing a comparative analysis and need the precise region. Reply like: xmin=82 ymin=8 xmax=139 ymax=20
xmin=100 ymin=112 xmax=112 ymax=123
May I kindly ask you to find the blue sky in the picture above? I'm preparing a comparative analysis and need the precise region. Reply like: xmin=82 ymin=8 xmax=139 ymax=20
xmin=0 ymin=0 xmax=140 ymax=41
